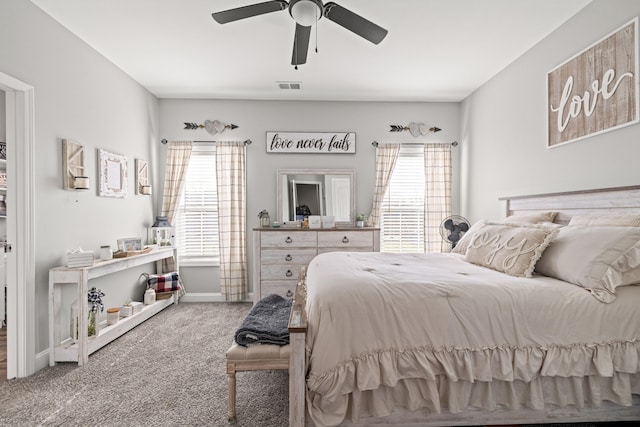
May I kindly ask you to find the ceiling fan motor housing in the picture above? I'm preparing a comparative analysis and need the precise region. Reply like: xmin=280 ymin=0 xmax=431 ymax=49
xmin=289 ymin=0 xmax=323 ymax=26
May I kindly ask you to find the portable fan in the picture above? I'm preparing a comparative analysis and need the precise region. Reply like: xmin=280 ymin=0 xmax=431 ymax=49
xmin=439 ymin=215 xmax=471 ymax=247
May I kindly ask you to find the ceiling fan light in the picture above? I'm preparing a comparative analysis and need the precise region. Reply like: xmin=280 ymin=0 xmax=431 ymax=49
xmin=290 ymin=0 xmax=321 ymax=27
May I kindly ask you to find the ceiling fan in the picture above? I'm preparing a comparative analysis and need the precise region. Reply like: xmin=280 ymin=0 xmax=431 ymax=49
xmin=212 ymin=0 xmax=388 ymax=68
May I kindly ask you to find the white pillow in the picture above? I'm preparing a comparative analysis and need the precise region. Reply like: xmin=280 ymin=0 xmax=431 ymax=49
xmin=503 ymin=211 xmax=558 ymax=225
xmin=535 ymin=226 xmax=640 ymax=303
xmin=568 ymin=214 xmax=640 ymax=227
xmin=465 ymin=223 xmax=558 ymax=277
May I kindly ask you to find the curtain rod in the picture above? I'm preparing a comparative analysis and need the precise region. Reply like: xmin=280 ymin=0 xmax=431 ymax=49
xmin=160 ymin=139 xmax=252 ymax=145
xmin=372 ymin=140 xmax=458 ymax=147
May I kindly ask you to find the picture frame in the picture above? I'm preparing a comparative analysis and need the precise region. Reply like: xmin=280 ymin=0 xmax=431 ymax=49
xmin=0 ymin=141 xmax=6 ymax=160
xmin=98 ymin=149 xmax=128 ymax=198
xmin=116 ymin=237 xmax=143 ymax=252
xmin=135 ymin=158 xmax=151 ymax=195
xmin=547 ymin=17 xmax=639 ymax=148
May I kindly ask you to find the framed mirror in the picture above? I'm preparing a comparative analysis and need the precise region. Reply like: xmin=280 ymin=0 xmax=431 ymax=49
xmin=277 ymin=169 xmax=355 ymax=226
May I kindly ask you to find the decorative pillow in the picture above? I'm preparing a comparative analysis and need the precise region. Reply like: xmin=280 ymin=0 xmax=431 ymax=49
xmin=535 ymin=226 xmax=640 ymax=303
xmin=465 ymin=224 xmax=558 ymax=277
xmin=146 ymin=271 xmax=181 ymax=293
xmin=503 ymin=211 xmax=558 ymax=225
xmin=451 ymin=219 xmax=487 ymax=254
xmin=568 ymin=214 xmax=640 ymax=227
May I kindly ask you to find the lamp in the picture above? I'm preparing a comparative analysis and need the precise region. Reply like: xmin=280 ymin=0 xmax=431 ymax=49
xmin=289 ymin=0 xmax=322 ymax=26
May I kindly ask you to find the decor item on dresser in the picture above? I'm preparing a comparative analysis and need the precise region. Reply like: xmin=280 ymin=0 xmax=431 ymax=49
xmin=389 ymin=123 xmax=441 ymax=137
xmin=547 ymin=17 xmax=638 ymax=148
xmin=266 ymin=131 xmax=355 ymax=153
xmin=135 ymin=158 xmax=152 ymax=195
xmin=183 ymin=120 xmax=238 ymax=135
xmin=355 ymin=213 xmax=366 ymax=228
xmin=98 ymin=148 xmax=128 ymax=198
xmin=151 ymin=216 xmax=175 ymax=246
xmin=253 ymin=227 xmax=380 ymax=303
xmin=211 ymin=1 xmax=388 ymax=69
xmin=62 ymin=139 xmax=90 ymax=190
xmin=258 ymin=209 xmax=270 ymax=227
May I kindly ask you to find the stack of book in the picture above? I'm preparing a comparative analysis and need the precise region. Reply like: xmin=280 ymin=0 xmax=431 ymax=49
xmin=66 ymin=250 xmax=95 ymax=268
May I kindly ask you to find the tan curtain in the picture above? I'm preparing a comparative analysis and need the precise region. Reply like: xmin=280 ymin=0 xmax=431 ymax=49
xmin=367 ymin=143 xmax=400 ymax=228
xmin=216 ymin=142 xmax=247 ymax=301
xmin=161 ymin=141 xmax=193 ymax=225
xmin=424 ymin=144 xmax=452 ymax=253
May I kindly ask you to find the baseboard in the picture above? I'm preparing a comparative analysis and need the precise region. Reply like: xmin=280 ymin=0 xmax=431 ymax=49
xmin=34 ymin=349 xmax=50 ymax=374
xmin=179 ymin=292 xmax=254 ymax=303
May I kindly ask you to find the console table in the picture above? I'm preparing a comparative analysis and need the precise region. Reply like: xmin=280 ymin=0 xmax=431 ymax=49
xmin=48 ymin=247 xmax=178 ymax=366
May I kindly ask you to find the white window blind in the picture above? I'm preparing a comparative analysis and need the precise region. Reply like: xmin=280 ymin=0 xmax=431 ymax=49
xmin=175 ymin=146 xmax=219 ymax=265
xmin=380 ymin=145 xmax=425 ymax=253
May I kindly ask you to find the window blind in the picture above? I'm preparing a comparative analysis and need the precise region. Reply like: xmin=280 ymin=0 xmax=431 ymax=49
xmin=175 ymin=146 xmax=220 ymax=264
xmin=380 ymin=145 xmax=425 ymax=253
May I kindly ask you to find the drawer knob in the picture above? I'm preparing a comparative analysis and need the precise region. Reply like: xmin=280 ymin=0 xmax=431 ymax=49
xmin=285 ymin=236 xmax=293 ymax=243
xmin=285 ymin=254 xmax=292 ymax=261
xmin=286 ymin=290 xmax=293 ymax=298
xmin=286 ymin=269 xmax=293 ymax=277
xmin=342 ymin=236 xmax=350 ymax=243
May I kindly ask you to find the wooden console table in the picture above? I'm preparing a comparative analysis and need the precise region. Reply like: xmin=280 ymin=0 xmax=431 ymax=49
xmin=48 ymin=247 xmax=178 ymax=366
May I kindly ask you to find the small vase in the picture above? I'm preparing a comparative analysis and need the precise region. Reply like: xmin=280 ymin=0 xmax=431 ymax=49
xmin=87 ymin=307 xmax=100 ymax=337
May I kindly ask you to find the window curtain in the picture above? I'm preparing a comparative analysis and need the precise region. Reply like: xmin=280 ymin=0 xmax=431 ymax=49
xmin=161 ymin=141 xmax=193 ymax=225
xmin=216 ymin=141 xmax=248 ymax=301
xmin=424 ymin=143 xmax=452 ymax=253
xmin=367 ymin=143 xmax=400 ymax=227
xmin=160 ymin=141 xmax=192 ymax=296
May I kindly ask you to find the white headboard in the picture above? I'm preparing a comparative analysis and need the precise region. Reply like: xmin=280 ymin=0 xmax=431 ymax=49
xmin=499 ymin=185 xmax=640 ymax=225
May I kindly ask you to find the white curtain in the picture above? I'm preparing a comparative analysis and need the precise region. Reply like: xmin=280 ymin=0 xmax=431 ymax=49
xmin=161 ymin=141 xmax=193 ymax=225
xmin=424 ymin=144 xmax=452 ymax=253
xmin=216 ymin=142 xmax=248 ymax=301
xmin=367 ymin=143 xmax=400 ymax=228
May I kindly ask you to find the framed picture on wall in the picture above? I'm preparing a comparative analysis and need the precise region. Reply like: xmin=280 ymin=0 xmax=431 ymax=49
xmin=98 ymin=148 xmax=128 ymax=198
xmin=547 ymin=17 xmax=639 ymax=148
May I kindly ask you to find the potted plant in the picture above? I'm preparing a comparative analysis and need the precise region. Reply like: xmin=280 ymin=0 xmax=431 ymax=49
xmin=355 ymin=213 xmax=366 ymax=228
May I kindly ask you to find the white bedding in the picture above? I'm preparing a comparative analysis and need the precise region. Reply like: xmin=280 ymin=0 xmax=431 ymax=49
xmin=304 ymin=251 xmax=640 ymax=426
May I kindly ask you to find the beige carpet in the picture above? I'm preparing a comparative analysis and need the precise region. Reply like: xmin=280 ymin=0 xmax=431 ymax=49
xmin=0 ymin=302 xmax=288 ymax=427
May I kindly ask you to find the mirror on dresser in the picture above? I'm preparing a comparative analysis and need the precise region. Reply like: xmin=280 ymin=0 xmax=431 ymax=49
xmin=277 ymin=168 xmax=355 ymax=226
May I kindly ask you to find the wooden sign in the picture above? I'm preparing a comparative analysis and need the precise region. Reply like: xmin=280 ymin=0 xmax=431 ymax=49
xmin=547 ymin=17 xmax=639 ymax=148
xmin=266 ymin=132 xmax=356 ymax=154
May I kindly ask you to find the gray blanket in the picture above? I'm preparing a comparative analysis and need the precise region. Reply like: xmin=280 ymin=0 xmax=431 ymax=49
xmin=235 ymin=294 xmax=292 ymax=346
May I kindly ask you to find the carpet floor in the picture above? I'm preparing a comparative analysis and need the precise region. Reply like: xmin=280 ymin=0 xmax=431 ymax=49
xmin=0 ymin=302 xmax=636 ymax=427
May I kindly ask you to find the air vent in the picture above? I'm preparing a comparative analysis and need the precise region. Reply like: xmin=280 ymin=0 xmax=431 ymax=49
xmin=277 ymin=81 xmax=302 ymax=90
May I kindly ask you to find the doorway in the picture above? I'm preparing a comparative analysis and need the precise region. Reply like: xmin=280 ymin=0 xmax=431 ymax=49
xmin=0 ymin=71 xmax=36 ymax=379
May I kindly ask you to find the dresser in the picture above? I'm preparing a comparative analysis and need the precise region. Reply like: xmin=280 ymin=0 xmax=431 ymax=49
xmin=253 ymin=227 xmax=380 ymax=303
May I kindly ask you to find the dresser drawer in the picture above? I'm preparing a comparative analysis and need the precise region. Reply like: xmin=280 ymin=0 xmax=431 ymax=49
xmin=261 ymin=281 xmax=297 ymax=300
xmin=261 ymin=231 xmax=317 ymax=248
xmin=317 ymin=231 xmax=374 ymax=248
xmin=260 ymin=249 xmax=317 ymax=265
xmin=261 ymin=264 xmax=306 ymax=281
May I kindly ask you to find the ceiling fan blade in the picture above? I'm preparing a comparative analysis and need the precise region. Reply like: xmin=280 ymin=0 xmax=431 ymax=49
xmin=291 ymin=24 xmax=311 ymax=66
xmin=212 ymin=1 xmax=288 ymax=24
xmin=323 ymin=2 xmax=388 ymax=44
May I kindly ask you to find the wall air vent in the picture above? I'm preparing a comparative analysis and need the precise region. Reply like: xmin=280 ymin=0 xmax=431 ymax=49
xmin=277 ymin=81 xmax=302 ymax=90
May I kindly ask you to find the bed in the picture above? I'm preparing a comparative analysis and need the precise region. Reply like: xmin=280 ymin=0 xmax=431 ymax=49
xmin=287 ymin=185 xmax=640 ymax=426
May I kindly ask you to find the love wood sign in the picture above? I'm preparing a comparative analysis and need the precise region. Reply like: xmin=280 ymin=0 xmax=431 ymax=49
xmin=547 ymin=18 xmax=639 ymax=148
xmin=266 ymin=132 xmax=356 ymax=154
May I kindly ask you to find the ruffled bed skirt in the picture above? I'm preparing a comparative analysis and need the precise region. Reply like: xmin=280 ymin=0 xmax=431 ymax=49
xmin=308 ymin=372 xmax=640 ymax=426
xmin=306 ymin=341 xmax=640 ymax=426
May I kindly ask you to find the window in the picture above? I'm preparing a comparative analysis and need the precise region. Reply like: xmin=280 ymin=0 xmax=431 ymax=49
xmin=380 ymin=145 xmax=425 ymax=252
xmin=175 ymin=146 xmax=219 ymax=265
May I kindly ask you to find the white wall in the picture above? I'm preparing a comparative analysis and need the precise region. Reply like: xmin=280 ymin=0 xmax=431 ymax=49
xmin=460 ymin=0 xmax=640 ymax=222
xmin=0 ymin=0 xmax=158 ymax=354
xmin=0 ymin=89 xmax=5 ymax=240
xmin=159 ymin=99 xmax=460 ymax=294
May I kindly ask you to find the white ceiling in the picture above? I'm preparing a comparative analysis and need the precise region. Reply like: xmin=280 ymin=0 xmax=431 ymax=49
xmin=31 ymin=0 xmax=591 ymax=102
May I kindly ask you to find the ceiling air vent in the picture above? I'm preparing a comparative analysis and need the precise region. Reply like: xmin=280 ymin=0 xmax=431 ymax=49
xmin=277 ymin=81 xmax=302 ymax=90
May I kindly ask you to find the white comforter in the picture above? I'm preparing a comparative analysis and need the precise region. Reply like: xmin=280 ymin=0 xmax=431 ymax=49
xmin=304 ymin=252 xmax=640 ymax=426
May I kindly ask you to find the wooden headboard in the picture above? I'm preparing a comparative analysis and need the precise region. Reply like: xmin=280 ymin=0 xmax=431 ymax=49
xmin=499 ymin=185 xmax=640 ymax=225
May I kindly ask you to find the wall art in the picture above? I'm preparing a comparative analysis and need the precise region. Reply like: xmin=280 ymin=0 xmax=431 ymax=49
xmin=98 ymin=149 xmax=128 ymax=198
xmin=266 ymin=131 xmax=356 ymax=154
xmin=547 ymin=17 xmax=639 ymax=148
